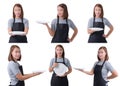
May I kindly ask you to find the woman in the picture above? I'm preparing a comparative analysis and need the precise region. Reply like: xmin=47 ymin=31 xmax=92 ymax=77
xmin=88 ymin=4 xmax=113 ymax=43
xmin=8 ymin=3 xmax=29 ymax=43
xmin=49 ymin=45 xmax=72 ymax=86
xmin=78 ymin=46 xmax=118 ymax=86
xmin=43 ymin=3 xmax=78 ymax=43
xmin=8 ymin=45 xmax=42 ymax=86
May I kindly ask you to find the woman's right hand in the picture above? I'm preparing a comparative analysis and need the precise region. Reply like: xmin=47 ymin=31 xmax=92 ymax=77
xmin=88 ymin=29 xmax=95 ymax=34
xmin=52 ymin=63 xmax=58 ymax=68
xmin=32 ymin=72 xmax=43 ymax=77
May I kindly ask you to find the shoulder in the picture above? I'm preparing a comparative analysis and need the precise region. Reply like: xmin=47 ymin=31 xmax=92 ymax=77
xmin=8 ymin=18 xmax=14 ymax=23
xmin=64 ymin=58 xmax=69 ymax=62
xmin=52 ymin=18 xmax=57 ymax=23
xmin=89 ymin=17 xmax=94 ymax=21
xmin=23 ymin=18 xmax=29 ymax=22
xmin=51 ymin=58 xmax=55 ymax=61
xmin=104 ymin=61 xmax=111 ymax=65
xmin=67 ymin=19 xmax=73 ymax=22
xmin=8 ymin=61 xmax=17 ymax=67
xmin=103 ymin=17 xmax=109 ymax=22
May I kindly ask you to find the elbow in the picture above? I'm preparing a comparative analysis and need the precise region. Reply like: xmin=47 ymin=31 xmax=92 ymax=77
xmin=16 ymin=74 xmax=25 ymax=81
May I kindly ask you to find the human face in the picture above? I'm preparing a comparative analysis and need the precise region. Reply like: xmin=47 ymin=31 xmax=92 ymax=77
xmin=14 ymin=6 xmax=21 ymax=18
xmin=98 ymin=49 xmax=106 ymax=61
xmin=57 ymin=6 xmax=64 ymax=18
xmin=95 ymin=6 xmax=101 ymax=18
xmin=55 ymin=46 xmax=63 ymax=58
xmin=12 ymin=47 xmax=21 ymax=61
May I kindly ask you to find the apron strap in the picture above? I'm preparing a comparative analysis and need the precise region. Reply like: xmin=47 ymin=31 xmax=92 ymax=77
xmin=21 ymin=18 xmax=23 ymax=23
xmin=93 ymin=17 xmax=95 ymax=26
xmin=55 ymin=57 xmax=57 ymax=63
xmin=101 ymin=61 xmax=106 ymax=67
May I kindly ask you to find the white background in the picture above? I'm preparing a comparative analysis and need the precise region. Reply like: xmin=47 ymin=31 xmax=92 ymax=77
xmin=0 ymin=0 xmax=119 ymax=86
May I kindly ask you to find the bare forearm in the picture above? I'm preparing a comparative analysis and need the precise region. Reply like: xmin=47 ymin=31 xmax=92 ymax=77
xmin=107 ymin=71 xmax=118 ymax=79
xmin=70 ymin=28 xmax=78 ymax=41
xmin=106 ymin=25 xmax=113 ymax=37
xmin=17 ymin=73 xmax=40 ymax=81
xmin=46 ymin=24 xmax=54 ymax=36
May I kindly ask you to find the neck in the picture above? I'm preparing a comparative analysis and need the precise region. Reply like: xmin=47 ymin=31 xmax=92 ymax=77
xmin=95 ymin=16 xmax=100 ymax=18
xmin=15 ymin=16 xmax=20 ymax=19
xmin=59 ymin=16 xmax=64 ymax=19
xmin=100 ymin=59 xmax=105 ymax=62
xmin=57 ymin=56 xmax=62 ymax=58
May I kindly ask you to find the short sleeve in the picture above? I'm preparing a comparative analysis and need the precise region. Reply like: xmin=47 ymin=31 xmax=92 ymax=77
xmin=105 ymin=61 xmax=114 ymax=72
xmin=104 ymin=18 xmax=112 ymax=27
xmin=87 ymin=18 xmax=93 ymax=28
xmin=51 ymin=19 xmax=57 ymax=30
xmin=9 ymin=62 xmax=21 ymax=76
xmin=49 ymin=58 xmax=54 ymax=67
xmin=65 ymin=58 xmax=71 ymax=68
xmin=8 ymin=19 xmax=13 ymax=29
xmin=68 ymin=19 xmax=76 ymax=29
xmin=24 ymin=19 xmax=29 ymax=28
xmin=92 ymin=62 xmax=98 ymax=70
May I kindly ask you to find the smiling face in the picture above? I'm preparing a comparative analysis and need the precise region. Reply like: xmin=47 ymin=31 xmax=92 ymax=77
xmin=98 ymin=48 xmax=106 ymax=61
xmin=95 ymin=6 xmax=102 ymax=18
xmin=55 ymin=46 xmax=63 ymax=58
xmin=14 ymin=6 xmax=22 ymax=18
xmin=57 ymin=6 xmax=64 ymax=18
xmin=12 ymin=47 xmax=21 ymax=61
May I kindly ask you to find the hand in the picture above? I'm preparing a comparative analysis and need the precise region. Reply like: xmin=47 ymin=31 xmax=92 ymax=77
xmin=57 ymin=72 xmax=68 ymax=77
xmin=103 ymin=34 xmax=108 ymax=38
xmin=9 ymin=32 xmax=14 ymax=36
xmin=67 ymin=38 xmax=72 ymax=42
xmin=52 ymin=63 xmax=58 ymax=68
xmin=33 ymin=72 xmax=43 ymax=76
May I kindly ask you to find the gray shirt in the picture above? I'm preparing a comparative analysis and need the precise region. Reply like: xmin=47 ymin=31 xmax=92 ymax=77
xmin=93 ymin=61 xmax=114 ymax=81
xmin=49 ymin=57 xmax=71 ymax=68
xmin=51 ymin=18 xmax=76 ymax=30
xmin=7 ymin=61 xmax=21 ymax=85
xmin=87 ymin=17 xmax=112 ymax=28
xmin=8 ymin=18 xmax=29 ymax=29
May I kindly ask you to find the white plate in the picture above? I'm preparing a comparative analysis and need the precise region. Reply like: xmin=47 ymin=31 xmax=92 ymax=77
xmin=9 ymin=31 xmax=26 ymax=35
xmin=32 ymin=70 xmax=46 ymax=73
xmin=36 ymin=20 xmax=49 ymax=24
xmin=74 ymin=67 xmax=83 ymax=70
xmin=90 ymin=28 xmax=103 ymax=31
xmin=54 ymin=63 xmax=68 ymax=76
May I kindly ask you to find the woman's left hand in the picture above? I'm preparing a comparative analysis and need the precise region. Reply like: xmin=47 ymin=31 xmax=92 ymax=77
xmin=103 ymin=34 xmax=108 ymax=38
xmin=67 ymin=38 xmax=72 ymax=42
xmin=57 ymin=72 xmax=68 ymax=77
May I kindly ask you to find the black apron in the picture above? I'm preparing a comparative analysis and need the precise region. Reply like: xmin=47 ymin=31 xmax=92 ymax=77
xmin=9 ymin=65 xmax=25 ymax=86
xmin=9 ymin=18 xmax=27 ymax=43
xmin=88 ymin=18 xmax=107 ymax=43
xmin=51 ymin=58 xmax=68 ymax=86
xmin=94 ymin=61 xmax=108 ymax=86
xmin=51 ymin=18 xmax=69 ymax=43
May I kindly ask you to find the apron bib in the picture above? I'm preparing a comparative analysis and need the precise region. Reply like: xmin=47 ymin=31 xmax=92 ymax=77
xmin=94 ymin=61 xmax=108 ymax=86
xmin=88 ymin=18 xmax=107 ymax=43
xmin=51 ymin=18 xmax=69 ymax=43
xmin=9 ymin=18 xmax=27 ymax=43
xmin=51 ymin=58 xmax=68 ymax=86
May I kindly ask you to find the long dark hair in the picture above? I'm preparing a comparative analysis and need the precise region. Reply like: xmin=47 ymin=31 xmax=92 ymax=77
xmin=8 ymin=45 xmax=21 ymax=62
xmin=97 ymin=46 xmax=109 ymax=61
xmin=55 ymin=45 xmax=65 ymax=58
xmin=93 ymin=3 xmax=104 ymax=18
xmin=57 ymin=3 xmax=69 ymax=19
xmin=13 ymin=3 xmax=24 ymax=19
